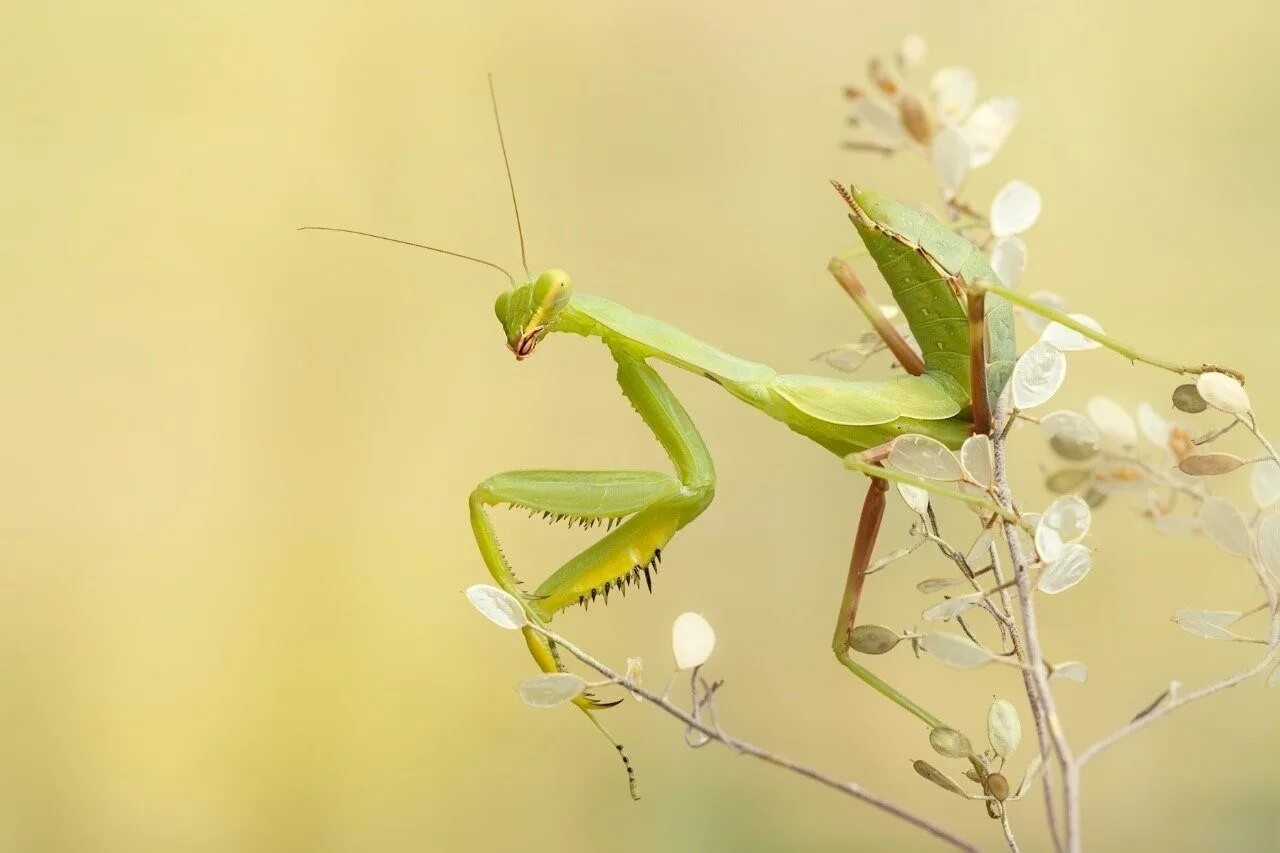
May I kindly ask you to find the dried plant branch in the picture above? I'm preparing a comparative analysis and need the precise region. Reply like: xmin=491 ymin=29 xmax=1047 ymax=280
xmin=1077 ymin=417 xmax=1280 ymax=768
xmin=524 ymin=624 xmax=980 ymax=853
xmin=1077 ymin=551 xmax=1279 ymax=768
xmin=992 ymin=401 xmax=1072 ymax=853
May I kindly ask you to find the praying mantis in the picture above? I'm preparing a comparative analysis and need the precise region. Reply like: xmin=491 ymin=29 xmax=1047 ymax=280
xmin=304 ymin=81 xmax=1239 ymax=800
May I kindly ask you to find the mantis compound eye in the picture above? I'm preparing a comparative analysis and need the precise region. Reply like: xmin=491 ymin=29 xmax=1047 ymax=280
xmin=495 ymin=270 xmax=573 ymax=359
xmin=531 ymin=269 xmax=573 ymax=318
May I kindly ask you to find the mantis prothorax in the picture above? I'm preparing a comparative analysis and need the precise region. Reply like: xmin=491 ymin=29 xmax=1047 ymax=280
xmin=305 ymin=83 xmax=1238 ymax=800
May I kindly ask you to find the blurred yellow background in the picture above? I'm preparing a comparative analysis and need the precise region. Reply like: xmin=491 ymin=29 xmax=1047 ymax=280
xmin=3 ymin=1 xmax=1279 ymax=850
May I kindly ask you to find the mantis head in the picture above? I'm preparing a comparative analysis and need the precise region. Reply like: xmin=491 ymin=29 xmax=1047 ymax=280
xmin=495 ymin=269 xmax=573 ymax=359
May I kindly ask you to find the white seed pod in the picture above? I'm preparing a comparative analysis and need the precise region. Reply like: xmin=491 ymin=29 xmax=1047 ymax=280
xmin=960 ymin=97 xmax=1019 ymax=168
xmin=816 ymin=339 xmax=879 ymax=373
xmin=1195 ymin=372 xmax=1250 ymax=415
xmin=672 ymin=612 xmax=716 ymax=669
xmin=1137 ymin=402 xmax=1173 ymax=448
xmin=922 ymin=592 xmax=985 ymax=622
xmin=1173 ymin=609 xmax=1241 ymax=642
xmin=1252 ymin=461 xmax=1280 ymax=507
xmin=1040 ymin=313 xmax=1103 ymax=352
xmin=517 ymin=673 xmax=586 ymax=708
xmin=1020 ymin=290 xmax=1069 ymax=334
xmin=851 ymin=98 xmax=906 ymax=144
xmin=1042 ymin=494 xmax=1091 ymax=542
xmin=1154 ymin=514 xmax=1200 ymax=536
xmin=889 ymin=434 xmax=965 ymax=481
xmin=1050 ymin=661 xmax=1088 ymax=683
xmin=1015 ymin=754 xmax=1044 ymax=799
xmin=960 ymin=434 xmax=993 ymax=487
xmin=1172 ymin=616 xmax=1239 ymax=641
xmin=987 ymin=699 xmax=1021 ymax=759
xmin=1198 ymin=497 xmax=1251 ymax=557
xmin=921 ymin=632 xmax=993 ymax=668
xmin=465 ymin=584 xmax=528 ymax=630
xmin=624 ymin=657 xmax=645 ymax=701
xmin=899 ymin=34 xmax=928 ymax=68
xmin=990 ymin=180 xmax=1042 ymax=237
xmin=989 ymin=236 xmax=1027 ymax=288
xmin=1257 ymin=515 xmax=1280 ymax=577
xmin=1041 ymin=410 xmax=1101 ymax=460
xmin=1037 ymin=543 xmax=1093 ymax=594
xmin=931 ymin=125 xmax=970 ymax=200
xmin=967 ymin=530 xmax=994 ymax=564
xmin=1086 ymin=397 xmax=1138 ymax=446
xmin=931 ymin=66 xmax=977 ymax=122
xmin=1035 ymin=524 xmax=1064 ymax=563
xmin=897 ymin=482 xmax=931 ymax=515
xmin=1011 ymin=341 xmax=1066 ymax=409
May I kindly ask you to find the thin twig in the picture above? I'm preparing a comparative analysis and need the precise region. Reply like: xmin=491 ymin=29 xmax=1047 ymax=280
xmin=1000 ymin=808 xmax=1022 ymax=853
xmin=525 ymin=624 xmax=980 ymax=852
xmin=1077 ymin=551 xmax=1279 ymax=767
xmin=1077 ymin=414 xmax=1280 ymax=768
xmin=992 ymin=401 xmax=1072 ymax=853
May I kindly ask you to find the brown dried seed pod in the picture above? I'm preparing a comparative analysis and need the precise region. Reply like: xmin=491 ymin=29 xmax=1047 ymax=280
xmin=849 ymin=624 xmax=901 ymax=655
xmin=1178 ymin=453 xmax=1245 ymax=476
xmin=1173 ymin=383 xmax=1208 ymax=414
xmin=899 ymin=94 xmax=934 ymax=145
xmin=1168 ymin=425 xmax=1197 ymax=461
xmin=868 ymin=57 xmax=900 ymax=97
xmin=912 ymin=760 xmax=967 ymax=797
xmin=985 ymin=772 xmax=1010 ymax=802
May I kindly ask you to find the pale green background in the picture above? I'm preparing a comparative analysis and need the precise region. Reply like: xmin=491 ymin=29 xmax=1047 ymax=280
xmin=2 ymin=2 xmax=1278 ymax=851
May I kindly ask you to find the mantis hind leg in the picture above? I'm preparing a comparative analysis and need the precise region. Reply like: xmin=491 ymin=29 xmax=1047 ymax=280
xmin=831 ymin=466 xmax=947 ymax=730
xmin=467 ymin=349 xmax=715 ymax=798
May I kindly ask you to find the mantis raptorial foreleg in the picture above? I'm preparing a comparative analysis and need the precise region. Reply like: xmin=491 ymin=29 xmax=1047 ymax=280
xmin=470 ymin=348 xmax=714 ymax=625
xmin=467 ymin=348 xmax=716 ymax=794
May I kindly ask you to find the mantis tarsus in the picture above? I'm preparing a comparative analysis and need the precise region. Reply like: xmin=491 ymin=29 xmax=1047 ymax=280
xmin=305 ymin=85 xmax=1238 ymax=800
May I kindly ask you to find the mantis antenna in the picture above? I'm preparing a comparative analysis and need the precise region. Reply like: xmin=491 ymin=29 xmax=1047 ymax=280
xmin=296 ymin=226 xmax=516 ymax=287
xmin=488 ymin=73 xmax=531 ymax=281
xmin=300 ymin=76 xmax=538 ymax=289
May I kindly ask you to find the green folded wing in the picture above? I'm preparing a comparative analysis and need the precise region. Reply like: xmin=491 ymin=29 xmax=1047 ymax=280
xmin=772 ymin=373 xmax=963 ymax=426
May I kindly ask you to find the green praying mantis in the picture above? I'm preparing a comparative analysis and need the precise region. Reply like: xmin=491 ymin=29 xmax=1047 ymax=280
xmin=304 ymin=81 xmax=1239 ymax=800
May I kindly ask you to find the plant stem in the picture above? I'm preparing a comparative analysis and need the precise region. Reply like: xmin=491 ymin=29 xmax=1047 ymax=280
xmin=969 ymin=279 xmax=1241 ymax=381
xmin=1077 ymin=416 xmax=1280 ymax=767
xmin=525 ymin=624 xmax=980 ymax=852
xmin=991 ymin=401 xmax=1074 ymax=853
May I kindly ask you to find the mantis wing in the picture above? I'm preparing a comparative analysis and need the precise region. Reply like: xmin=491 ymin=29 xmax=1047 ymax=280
xmin=773 ymin=373 xmax=963 ymax=426
xmin=845 ymin=188 xmax=1017 ymax=414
